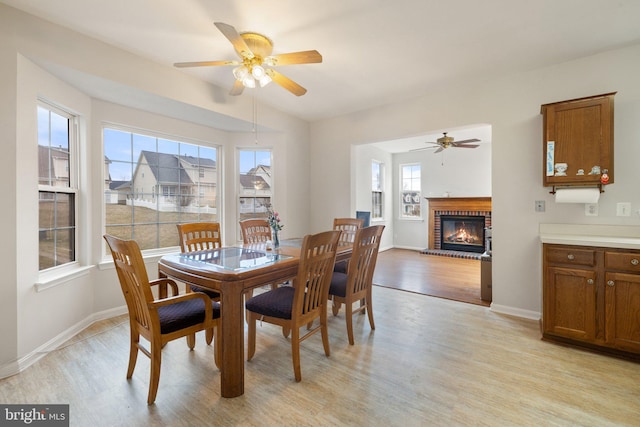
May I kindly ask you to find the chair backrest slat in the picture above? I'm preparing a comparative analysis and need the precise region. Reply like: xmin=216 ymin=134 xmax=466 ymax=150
xmin=239 ymin=219 xmax=272 ymax=244
xmin=177 ymin=222 xmax=222 ymax=253
xmin=294 ymin=230 xmax=341 ymax=317
xmin=104 ymin=235 xmax=156 ymax=331
xmin=333 ymin=217 xmax=364 ymax=245
xmin=347 ymin=225 xmax=385 ymax=296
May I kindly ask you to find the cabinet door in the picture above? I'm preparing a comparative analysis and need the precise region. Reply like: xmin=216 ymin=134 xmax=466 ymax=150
xmin=541 ymin=93 xmax=614 ymax=187
xmin=604 ymin=272 xmax=640 ymax=353
xmin=544 ymin=266 xmax=597 ymax=341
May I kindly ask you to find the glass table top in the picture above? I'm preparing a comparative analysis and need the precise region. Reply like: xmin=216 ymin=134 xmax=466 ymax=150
xmin=178 ymin=247 xmax=292 ymax=272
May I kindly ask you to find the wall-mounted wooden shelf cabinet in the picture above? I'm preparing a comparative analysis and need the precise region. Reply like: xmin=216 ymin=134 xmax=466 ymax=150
xmin=541 ymin=92 xmax=616 ymax=188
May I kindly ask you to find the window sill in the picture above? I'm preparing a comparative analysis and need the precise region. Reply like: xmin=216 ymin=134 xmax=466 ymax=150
xmin=98 ymin=246 xmax=180 ymax=270
xmin=35 ymin=264 xmax=95 ymax=293
xmin=399 ymin=217 xmax=424 ymax=221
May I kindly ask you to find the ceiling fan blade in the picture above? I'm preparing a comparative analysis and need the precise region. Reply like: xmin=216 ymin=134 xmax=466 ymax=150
xmin=267 ymin=50 xmax=323 ymax=66
xmin=434 ymin=147 xmax=444 ymax=154
xmin=229 ymin=79 xmax=245 ymax=96
xmin=214 ymin=22 xmax=254 ymax=59
xmin=266 ymin=69 xmax=307 ymax=96
xmin=410 ymin=146 xmax=439 ymax=152
xmin=174 ymin=60 xmax=240 ymax=68
xmin=453 ymin=138 xmax=481 ymax=144
xmin=452 ymin=144 xmax=479 ymax=148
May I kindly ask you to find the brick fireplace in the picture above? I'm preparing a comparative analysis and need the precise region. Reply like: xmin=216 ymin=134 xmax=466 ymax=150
xmin=425 ymin=197 xmax=492 ymax=256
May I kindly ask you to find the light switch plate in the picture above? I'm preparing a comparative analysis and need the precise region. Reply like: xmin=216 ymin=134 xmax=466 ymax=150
xmin=617 ymin=202 xmax=631 ymax=217
xmin=535 ymin=200 xmax=545 ymax=212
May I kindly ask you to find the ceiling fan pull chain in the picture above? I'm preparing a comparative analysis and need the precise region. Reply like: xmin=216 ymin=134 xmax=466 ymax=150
xmin=253 ymin=94 xmax=259 ymax=144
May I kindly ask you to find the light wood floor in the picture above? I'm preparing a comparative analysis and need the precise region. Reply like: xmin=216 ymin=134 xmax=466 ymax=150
xmin=1 ymin=286 xmax=639 ymax=426
xmin=374 ymin=248 xmax=487 ymax=306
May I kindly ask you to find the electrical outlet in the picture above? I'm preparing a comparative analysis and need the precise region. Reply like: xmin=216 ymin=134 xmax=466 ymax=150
xmin=585 ymin=203 xmax=598 ymax=216
xmin=617 ymin=202 xmax=631 ymax=217
xmin=535 ymin=200 xmax=545 ymax=212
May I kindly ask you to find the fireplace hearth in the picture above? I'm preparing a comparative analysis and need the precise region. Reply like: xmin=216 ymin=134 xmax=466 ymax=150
xmin=440 ymin=215 xmax=485 ymax=253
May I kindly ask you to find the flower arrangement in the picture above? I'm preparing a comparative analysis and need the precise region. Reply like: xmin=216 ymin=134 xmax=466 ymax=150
xmin=266 ymin=204 xmax=283 ymax=231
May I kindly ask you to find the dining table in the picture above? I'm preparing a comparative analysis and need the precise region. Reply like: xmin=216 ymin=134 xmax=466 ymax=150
xmin=157 ymin=238 xmax=352 ymax=398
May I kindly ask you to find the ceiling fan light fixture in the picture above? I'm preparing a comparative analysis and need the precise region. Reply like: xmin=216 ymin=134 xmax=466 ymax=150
xmin=251 ymin=65 xmax=266 ymax=79
xmin=233 ymin=65 xmax=249 ymax=81
xmin=258 ymin=74 xmax=272 ymax=87
xmin=242 ymin=75 xmax=256 ymax=88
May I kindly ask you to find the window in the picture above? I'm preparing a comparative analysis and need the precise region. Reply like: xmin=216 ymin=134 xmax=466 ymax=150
xmin=103 ymin=127 xmax=219 ymax=251
xmin=371 ymin=161 xmax=384 ymax=220
xmin=400 ymin=163 xmax=421 ymax=219
xmin=238 ymin=149 xmax=272 ymax=222
xmin=38 ymin=103 xmax=77 ymax=271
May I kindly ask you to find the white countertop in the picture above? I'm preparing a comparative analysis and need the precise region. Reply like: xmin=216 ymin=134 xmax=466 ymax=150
xmin=539 ymin=224 xmax=640 ymax=249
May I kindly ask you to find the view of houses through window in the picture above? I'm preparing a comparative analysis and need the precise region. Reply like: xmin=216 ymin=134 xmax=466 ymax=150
xmin=239 ymin=149 xmax=272 ymax=224
xmin=37 ymin=103 xmax=77 ymax=271
xmin=371 ymin=160 xmax=383 ymax=220
xmin=103 ymin=128 xmax=219 ymax=251
xmin=400 ymin=163 xmax=421 ymax=218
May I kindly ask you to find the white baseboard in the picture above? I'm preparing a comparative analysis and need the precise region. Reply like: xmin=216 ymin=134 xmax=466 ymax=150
xmin=0 ymin=305 xmax=127 ymax=380
xmin=490 ymin=303 xmax=541 ymax=321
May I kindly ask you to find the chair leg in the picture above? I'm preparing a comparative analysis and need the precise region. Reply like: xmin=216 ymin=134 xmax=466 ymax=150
xmin=205 ymin=327 xmax=214 ymax=345
xmin=282 ymin=326 xmax=290 ymax=338
xmin=247 ymin=312 xmax=256 ymax=361
xmin=148 ymin=342 xmax=162 ymax=405
xmin=291 ymin=326 xmax=302 ymax=382
xmin=127 ymin=331 xmax=139 ymax=379
xmin=320 ymin=309 xmax=331 ymax=357
xmin=187 ymin=333 xmax=196 ymax=350
xmin=332 ymin=297 xmax=341 ymax=316
xmin=345 ymin=301 xmax=355 ymax=345
xmin=366 ymin=290 xmax=375 ymax=331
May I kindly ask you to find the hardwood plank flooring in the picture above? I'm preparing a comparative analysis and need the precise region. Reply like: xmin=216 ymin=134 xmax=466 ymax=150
xmin=374 ymin=248 xmax=488 ymax=306
xmin=1 ymin=286 xmax=639 ymax=426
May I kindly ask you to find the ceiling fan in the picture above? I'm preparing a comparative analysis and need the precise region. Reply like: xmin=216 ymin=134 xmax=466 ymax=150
xmin=173 ymin=22 xmax=322 ymax=97
xmin=412 ymin=132 xmax=481 ymax=153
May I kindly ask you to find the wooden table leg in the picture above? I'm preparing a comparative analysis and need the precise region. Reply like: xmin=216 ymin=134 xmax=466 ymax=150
xmin=219 ymin=281 xmax=245 ymax=398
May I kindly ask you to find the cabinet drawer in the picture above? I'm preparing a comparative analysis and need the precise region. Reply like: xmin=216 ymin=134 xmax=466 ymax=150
xmin=605 ymin=251 xmax=640 ymax=273
xmin=546 ymin=247 xmax=596 ymax=266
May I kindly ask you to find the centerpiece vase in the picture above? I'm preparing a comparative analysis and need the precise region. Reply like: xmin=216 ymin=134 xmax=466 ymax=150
xmin=272 ymin=228 xmax=280 ymax=248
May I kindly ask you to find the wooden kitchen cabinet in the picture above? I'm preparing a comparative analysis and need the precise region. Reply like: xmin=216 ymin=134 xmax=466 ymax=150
xmin=543 ymin=243 xmax=640 ymax=359
xmin=541 ymin=92 xmax=615 ymax=188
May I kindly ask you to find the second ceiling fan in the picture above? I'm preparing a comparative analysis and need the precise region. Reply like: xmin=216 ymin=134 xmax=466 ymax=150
xmin=174 ymin=22 xmax=322 ymax=97
xmin=412 ymin=132 xmax=481 ymax=153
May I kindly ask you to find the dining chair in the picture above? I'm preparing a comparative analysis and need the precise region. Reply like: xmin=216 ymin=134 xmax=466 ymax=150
xmin=239 ymin=218 xmax=282 ymax=299
xmin=245 ymin=230 xmax=341 ymax=382
xmin=328 ymin=225 xmax=385 ymax=345
xmin=176 ymin=222 xmax=222 ymax=345
xmin=103 ymin=234 xmax=221 ymax=405
xmin=333 ymin=217 xmax=364 ymax=273
xmin=239 ymin=218 xmax=272 ymax=244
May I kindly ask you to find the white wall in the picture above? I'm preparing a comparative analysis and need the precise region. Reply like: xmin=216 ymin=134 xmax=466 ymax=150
xmin=0 ymin=4 xmax=311 ymax=376
xmin=311 ymin=43 xmax=640 ymax=320
xmin=351 ymin=144 xmax=393 ymax=250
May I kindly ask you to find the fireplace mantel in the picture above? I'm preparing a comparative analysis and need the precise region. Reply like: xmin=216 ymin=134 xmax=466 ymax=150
xmin=426 ymin=197 xmax=492 ymax=250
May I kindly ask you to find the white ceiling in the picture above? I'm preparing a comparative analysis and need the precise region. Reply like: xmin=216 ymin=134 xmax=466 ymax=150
xmin=4 ymin=0 xmax=640 ymax=134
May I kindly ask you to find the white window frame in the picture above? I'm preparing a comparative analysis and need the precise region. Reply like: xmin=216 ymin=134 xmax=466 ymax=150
xmin=371 ymin=160 xmax=384 ymax=221
xmin=237 ymin=148 xmax=273 ymax=239
xmin=37 ymin=101 xmax=79 ymax=273
xmin=102 ymin=125 xmax=220 ymax=255
xmin=400 ymin=163 xmax=422 ymax=220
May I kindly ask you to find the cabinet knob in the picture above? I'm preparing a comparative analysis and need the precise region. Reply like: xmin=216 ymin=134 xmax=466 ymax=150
xmin=631 ymin=258 xmax=639 ymax=266
xmin=587 ymin=279 xmax=594 ymax=285
xmin=567 ymin=254 xmax=575 ymax=260
xmin=607 ymin=280 xmax=615 ymax=287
